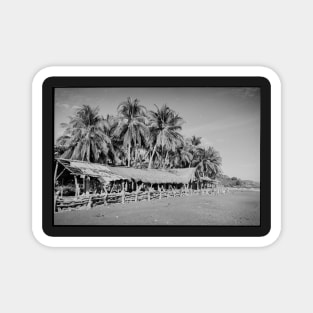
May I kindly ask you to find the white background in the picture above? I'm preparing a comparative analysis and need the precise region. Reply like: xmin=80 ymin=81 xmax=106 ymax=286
xmin=0 ymin=0 xmax=310 ymax=312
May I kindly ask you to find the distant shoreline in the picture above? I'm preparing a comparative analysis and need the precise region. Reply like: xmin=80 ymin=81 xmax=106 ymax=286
xmin=229 ymin=187 xmax=260 ymax=192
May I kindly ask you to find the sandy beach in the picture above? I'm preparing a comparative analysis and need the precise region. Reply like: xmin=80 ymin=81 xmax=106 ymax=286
xmin=54 ymin=190 xmax=260 ymax=226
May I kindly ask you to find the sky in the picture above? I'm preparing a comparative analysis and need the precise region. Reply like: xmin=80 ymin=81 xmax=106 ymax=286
xmin=55 ymin=87 xmax=260 ymax=182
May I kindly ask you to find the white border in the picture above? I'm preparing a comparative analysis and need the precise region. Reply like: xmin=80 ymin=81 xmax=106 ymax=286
xmin=32 ymin=66 xmax=281 ymax=247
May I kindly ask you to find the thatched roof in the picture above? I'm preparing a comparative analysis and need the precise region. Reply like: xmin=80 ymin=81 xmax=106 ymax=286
xmin=108 ymin=166 xmax=196 ymax=184
xmin=57 ymin=159 xmax=124 ymax=182
xmin=56 ymin=158 xmax=196 ymax=184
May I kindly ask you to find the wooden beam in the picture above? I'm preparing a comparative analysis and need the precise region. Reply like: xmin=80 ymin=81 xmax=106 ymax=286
xmin=54 ymin=161 xmax=59 ymax=188
xmin=55 ymin=168 xmax=66 ymax=181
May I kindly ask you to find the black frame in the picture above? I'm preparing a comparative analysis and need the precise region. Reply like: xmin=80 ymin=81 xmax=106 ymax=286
xmin=43 ymin=76 xmax=271 ymax=237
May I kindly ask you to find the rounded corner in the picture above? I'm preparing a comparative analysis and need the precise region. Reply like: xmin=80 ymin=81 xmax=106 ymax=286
xmin=32 ymin=224 xmax=55 ymax=248
xmin=256 ymin=66 xmax=282 ymax=88
xmin=259 ymin=225 xmax=281 ymax=247
xmin=32 ymin=66 xmax=58 ymax=89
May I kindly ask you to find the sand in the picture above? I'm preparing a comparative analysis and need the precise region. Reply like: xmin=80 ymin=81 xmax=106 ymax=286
xmin=54 ymin=190 xmax=260 ymax=226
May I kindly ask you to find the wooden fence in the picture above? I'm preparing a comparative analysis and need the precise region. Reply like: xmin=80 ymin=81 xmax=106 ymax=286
xmin=55 ymin=186 xmax=228 ymax=213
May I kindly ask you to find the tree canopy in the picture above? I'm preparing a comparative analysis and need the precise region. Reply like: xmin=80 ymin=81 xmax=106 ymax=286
xmin=56 ymin=100 xmax=223 ymax=178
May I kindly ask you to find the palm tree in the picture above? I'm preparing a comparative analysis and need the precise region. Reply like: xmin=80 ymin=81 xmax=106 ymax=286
xmin=54 ymin=144 xmax=66 ymax=158
xmin=148 ymin=104 xmax=184 ymax=169
xmin=168 ymin=144 xmax=193 ymax=168
xmin=57 ymin=105 xmax=115 ymax=163
xmin=185 ymin=136 xmax=202 ymax=167
xmin=114 ymin=97 xmax=149 ymax=167
xmin=190 ymin=135 xmax=202 ymax=147
xmin=196 ymin=146 xmax=222 ymax=178
xmin=102 ymin=114 xmax=123 ymax=165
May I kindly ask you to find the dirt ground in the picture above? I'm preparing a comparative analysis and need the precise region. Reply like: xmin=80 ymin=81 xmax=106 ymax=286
xmin=54 ymin=190 xmax=260 ymax=226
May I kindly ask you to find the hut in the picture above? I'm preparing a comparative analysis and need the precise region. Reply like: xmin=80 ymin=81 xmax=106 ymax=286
xmin=55 ymin=158 xmax=197 ymax=188
xmin=54 ymin=158 xmax=219 ymax=212
xmin=199 ymin=177 xmax=218 ymax=188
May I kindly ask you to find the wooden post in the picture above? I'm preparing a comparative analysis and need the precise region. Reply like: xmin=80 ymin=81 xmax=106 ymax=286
xmin=54 ymin=190 xmax=60 ymax=213
xmin=87 ymin=196 xmax=92 ymax=209
xmin=121 ymin=182 xmax=125 ymax=204
xmin=54 ymin=161 xmax=59 ymax=188
xmin=54 ymin=162 xmax=60 ymax=213
xmin=158 ymin=184 xmax=162 ymax=199
xmin=86 ymin=176 xmax=90 ymax=196
xmin=74 ymin=176 xmax=79 ymax=198
xmin=54 ymin=194 xmax=57 ymax=213
xmin=135 ymin=182 xmax=138 ymax=202
xmin=103 ymin=185 xmax=108 ymax=205
xmin=148 ymin=184 xmax=151 ymax=201
xmin=83 ymin=175 xmax=86 ymax=194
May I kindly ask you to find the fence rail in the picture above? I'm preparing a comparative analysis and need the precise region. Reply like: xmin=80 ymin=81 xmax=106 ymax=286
xmin=55 ymin=187 xmax=228 ymax=213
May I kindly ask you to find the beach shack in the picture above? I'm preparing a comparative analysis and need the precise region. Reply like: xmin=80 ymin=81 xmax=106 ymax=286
xmin=54 ymin=158 xmax=220 ymax=212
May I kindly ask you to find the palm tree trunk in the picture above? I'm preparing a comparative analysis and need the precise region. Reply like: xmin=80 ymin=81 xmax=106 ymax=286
xmin=148 ymin=145 xmax=157 ymax=169
xmin=163 ymin=150 xmax=169 ymax=169
xmin=134 ymin=146 xmax=138 ymax=165
xmin=161 ymin=131 xmax=164 ymax=166
xmin=128 ymin=144 xmax=131 ymax=167
xmin=189 ymin=157 xmax=193 ymax=168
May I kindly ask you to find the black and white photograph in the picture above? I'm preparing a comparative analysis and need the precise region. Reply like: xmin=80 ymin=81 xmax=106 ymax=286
xmin=54 ymin=87 xmax=260 ymax=226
